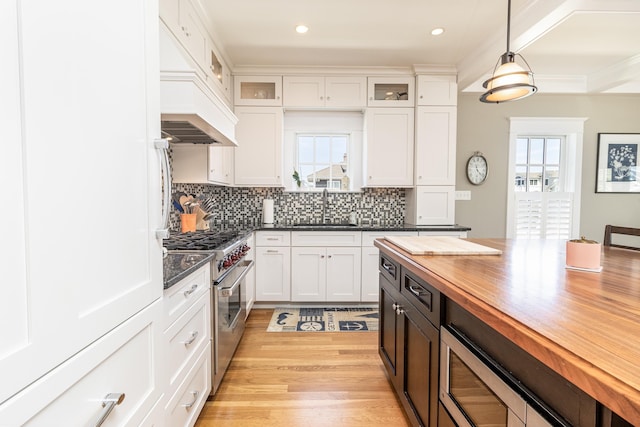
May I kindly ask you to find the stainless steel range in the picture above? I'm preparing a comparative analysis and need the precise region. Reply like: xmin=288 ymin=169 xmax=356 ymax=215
xmin=164 ymin=230 xmax=254 ymax=396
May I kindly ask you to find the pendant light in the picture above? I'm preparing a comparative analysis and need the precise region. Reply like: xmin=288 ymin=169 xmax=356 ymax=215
xmin=480 ymin=0 xmax=537 ymax=103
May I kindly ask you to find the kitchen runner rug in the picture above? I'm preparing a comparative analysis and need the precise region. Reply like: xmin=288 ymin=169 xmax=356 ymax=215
xmin=267 ymin=307 xmax=379 ymax=332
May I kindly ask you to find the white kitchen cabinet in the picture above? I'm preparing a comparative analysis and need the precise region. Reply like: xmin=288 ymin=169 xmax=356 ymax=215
xmin=178 ymin=0 xmax=207 ymax=71
xmin=364 ymin=107 xmax=414 ymax=187
xmin=161 ymin=265 xmax=211 ymax=427
xmin=163 ymin=293 xmax=211 ymax=423
xmin=255 ymin=231 xmax=291 ymax=301
xmin=415 ymin=106 xmax=457 ymax=185
xmin=405 ymin=186 xmax=456 ymax=225
xmin=283 ymin=76 xmax=367 ymax=108
xmin=234 ymin=107 xmax=284 ymax=186
xmin=234 ymin=76 xmax=283 ymax=106
xmin=416 ymin=74 xmax=458 ymax=106
xmin=159 ymin=0 xmax=207 ymax=76
xmin=171 ymin=144 xmax=233 ymax=186
xmin=367 ymin=76 xmax=415 ymax=107
xmin=291 ymin=231 xmax=361 ymax=302
xmin=361 ymin=231 xmax=418 ymax=302
xmin=206 ymin=41 xmax=231 ymax=102
xmin=163 ymin=344 xmax=211 ymax=427
xmin=159 ymin=0 xmax=231 ymax=104
xmin=0 ymin=301 xmax=164 ymax=426
xmin=1 ymin=0 xmax=163 ymax=416
xmin=291 ymin=247 xmax=362 ymax=302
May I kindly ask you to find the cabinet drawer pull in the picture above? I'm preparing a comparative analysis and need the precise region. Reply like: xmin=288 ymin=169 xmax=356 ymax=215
xmin=182 ymin=390 xmax=199 ymax=410
xmin=381 ymin=261 xmax=396 ymax=277
xmin=183 ymin=284 xmax=198 ymax=297
xmin=266 ymin=249 xmax=279 ymax=253
xmin=93 ymin=393 xmax=125 ymax=427
xmin=266 ymin=237 xmax=279 ymax=240
xmin=181 ymin=331 xmax=199 ymax=346
xmin=408 ymin=284 xmax=427 ymax=297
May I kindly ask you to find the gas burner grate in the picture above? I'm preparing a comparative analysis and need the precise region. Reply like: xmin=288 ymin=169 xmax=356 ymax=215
xmin=163 ymin=230 xmax=244 ymax=251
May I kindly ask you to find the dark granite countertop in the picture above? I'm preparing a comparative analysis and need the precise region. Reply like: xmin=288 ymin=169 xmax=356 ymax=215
xmin=256 ymin=223 xmax=471 ymax=232
xmin=163 ymin=252 xmax=214 ymax=290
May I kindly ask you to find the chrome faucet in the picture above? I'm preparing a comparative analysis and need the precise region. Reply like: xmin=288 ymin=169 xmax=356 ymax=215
xmin=322 ymin=188 xmax=329 ymax=223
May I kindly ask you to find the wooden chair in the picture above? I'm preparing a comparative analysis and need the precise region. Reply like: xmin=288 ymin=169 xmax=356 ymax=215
xmin=603 ymin=225 xmax=640 ymax=251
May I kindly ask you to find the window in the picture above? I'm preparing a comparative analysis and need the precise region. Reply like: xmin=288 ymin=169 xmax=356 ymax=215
xmin=515 ymin=137 xmax=561 ymax=193
xmin=507 ymin=118 xmax=587 ymax=239
xmin=283 ymin=110 xmax=363 ymax=191
xmin=296 ymin=134 xmax=349 ymax=190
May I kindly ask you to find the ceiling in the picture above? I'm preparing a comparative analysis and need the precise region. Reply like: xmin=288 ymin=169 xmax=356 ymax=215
xmin=198 ymin=0 xmax=640 ymax=95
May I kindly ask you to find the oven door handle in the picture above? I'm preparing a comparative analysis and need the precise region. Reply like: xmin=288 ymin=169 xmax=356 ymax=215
xmin=218 ymin=260 xmax=254 ymax=297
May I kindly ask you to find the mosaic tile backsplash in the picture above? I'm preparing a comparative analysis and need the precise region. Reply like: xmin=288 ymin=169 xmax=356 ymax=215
xmin=170 ymin=184 xmax=406 ymax=231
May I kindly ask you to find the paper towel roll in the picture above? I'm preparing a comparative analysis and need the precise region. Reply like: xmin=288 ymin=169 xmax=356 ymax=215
xmin=262 ymin=199 xmax=274 ymax=224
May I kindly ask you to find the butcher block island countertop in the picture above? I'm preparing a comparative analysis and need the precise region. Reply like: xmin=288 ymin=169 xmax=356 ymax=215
xmin=374 ymin=237 xmax=640 ymax=425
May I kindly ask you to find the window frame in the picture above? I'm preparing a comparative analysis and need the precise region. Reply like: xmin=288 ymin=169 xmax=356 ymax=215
xmin=506 ymin=117 xmax=587 ymax=239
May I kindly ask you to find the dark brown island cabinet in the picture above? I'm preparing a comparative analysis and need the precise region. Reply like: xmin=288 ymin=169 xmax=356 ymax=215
xmin=379 ymin=252 xmax=441 ymax=427
xmin=377 ymin=248 xmax=634 ymax=427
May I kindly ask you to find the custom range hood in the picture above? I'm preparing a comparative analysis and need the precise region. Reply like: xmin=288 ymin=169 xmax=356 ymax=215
xmin=159 ymin=24 xmax=238 ymax=146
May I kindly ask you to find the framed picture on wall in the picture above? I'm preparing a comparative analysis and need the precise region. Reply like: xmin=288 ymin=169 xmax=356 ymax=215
xmin=596 ymin=133 xmax=640 ymax=193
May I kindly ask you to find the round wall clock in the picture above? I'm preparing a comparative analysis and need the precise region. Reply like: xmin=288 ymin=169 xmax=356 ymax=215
xmin=466 ymin=152 xmax=488 ymax=185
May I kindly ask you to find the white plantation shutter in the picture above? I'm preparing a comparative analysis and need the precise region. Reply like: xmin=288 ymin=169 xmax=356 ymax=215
xmin=515 ymin=192 xmax=573 ymax=239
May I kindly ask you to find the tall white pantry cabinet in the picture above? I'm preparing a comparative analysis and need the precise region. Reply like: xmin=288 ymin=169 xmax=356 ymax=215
xmin=1 ymin=1 xmax=165 ymax=425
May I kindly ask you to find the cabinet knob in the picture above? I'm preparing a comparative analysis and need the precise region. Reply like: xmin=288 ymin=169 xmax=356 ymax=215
xmin=320 ymin=96 xmax=324 ymax=100
xmin=321 ymin=255 xmax=325 ymax=258
xmin=326 ymin=96 xmax=330 ymax=100
xmin=369 ymin=96 xmax=373 ymax=100
xmin=420 ymin=95 xmax=424 ymax=99
xmin=327 ymin=255 xmax=332 ymax=258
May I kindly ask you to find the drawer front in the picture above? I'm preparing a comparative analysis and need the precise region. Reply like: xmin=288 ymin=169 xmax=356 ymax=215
xmin=0 ymin=302 xmax=162 ymax=426
xmin=255 ymin=231 xmax=291 ymax=246
xmin=164 ymin=265 xmax=209 ymax=329
xmin=164 ymin=344 xmax=211 ymax=427
xmin=362 ymin=231 xmax=417 ymax=247
xmin=165 ymin=291 xmax=211 ymax=389
xmin=379 ymin=253 xmax=400 ymax=289
xmin=292 ymin=231 xmax=361 ymax=247
xmin=401 ymin=270 xmax=441 ymax=328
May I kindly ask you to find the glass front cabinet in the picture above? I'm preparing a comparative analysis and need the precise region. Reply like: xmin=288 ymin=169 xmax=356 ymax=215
xmin=367 ymin=76 xmax=415 ymax=107
xmin=234 ymin=76 xmax=283 ymax=106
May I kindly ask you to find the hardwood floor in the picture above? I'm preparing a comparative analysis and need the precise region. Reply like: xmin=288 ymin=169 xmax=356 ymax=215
xmin=195 ymin=309 xmax=410 ymax=427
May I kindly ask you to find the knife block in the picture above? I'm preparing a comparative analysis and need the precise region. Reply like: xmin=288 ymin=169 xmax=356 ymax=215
xmin=195 ymin=208 xmax=210 ymax=231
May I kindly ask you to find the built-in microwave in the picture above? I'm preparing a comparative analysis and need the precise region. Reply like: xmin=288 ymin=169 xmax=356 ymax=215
xmin=440 ymin=326 xmax=569 ymax=427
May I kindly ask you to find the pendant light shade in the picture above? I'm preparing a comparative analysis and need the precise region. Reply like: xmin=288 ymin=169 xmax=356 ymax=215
xmin=480 ymin=0 xmax=537 ymax=103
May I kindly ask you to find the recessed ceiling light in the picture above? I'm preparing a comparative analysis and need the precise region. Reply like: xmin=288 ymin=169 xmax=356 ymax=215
xmin=431 ymin=28 xmax=444 ymax=36
xmin=295 ymin=25 xmax=309 ymax=34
